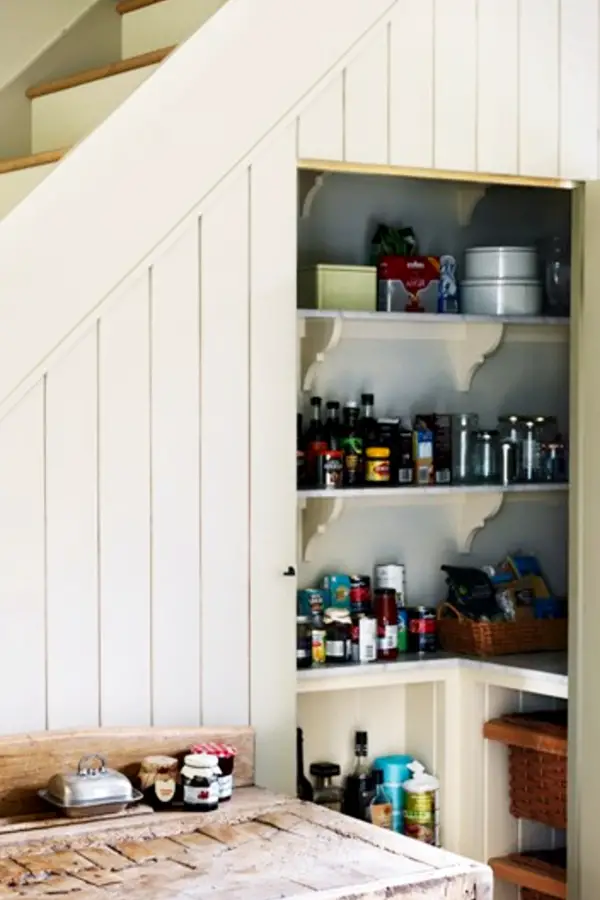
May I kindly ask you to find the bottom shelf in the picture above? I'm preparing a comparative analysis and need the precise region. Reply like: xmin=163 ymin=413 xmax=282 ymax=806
xmin=489 ymin=849 xmax=566 ymax=900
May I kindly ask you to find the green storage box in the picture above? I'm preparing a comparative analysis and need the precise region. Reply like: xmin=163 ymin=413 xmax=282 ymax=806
xmin=298 ymin=264 xmax=377 ymax=311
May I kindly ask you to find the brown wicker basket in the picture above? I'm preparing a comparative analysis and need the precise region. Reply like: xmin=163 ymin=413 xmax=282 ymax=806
xmin=484 ymin=712 xmax=567 ymax=829
xmin=490 ymin=848 xmax=566 ymax=900
xmin=437 ymin=603 xmax=568 ymax=657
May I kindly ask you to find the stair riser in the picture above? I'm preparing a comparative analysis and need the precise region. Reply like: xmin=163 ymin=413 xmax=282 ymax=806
xmin=0 ymin=165 xmax=57 ymax=219
xmin=121 ymin=0 xmax=226 ymax=57
xmin=31 ymin=66 xmax=157 ymax=154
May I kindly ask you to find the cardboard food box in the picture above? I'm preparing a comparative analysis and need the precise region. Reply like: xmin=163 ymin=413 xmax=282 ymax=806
xmin=298 ymin=265 xmax=377 ymax=311
xmin=377 ymin=255 xmax=458 ymax=313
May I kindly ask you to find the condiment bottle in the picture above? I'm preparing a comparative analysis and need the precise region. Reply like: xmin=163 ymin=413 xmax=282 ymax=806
xmin=341 ymin=402 xmax=363 ymax=486
xmin=310 ymin=762 xmax=343 ymax=811
xmin=296 ymin=728 xmax=313 ymax=802
xmin=374 ymin=588 xmax=398 ymax=660
xmin=368 ymin=769 xmax=393 ymax=829
xmin=138 ymin=755 xmax=179 ymax=810
xmin=342 ymin=730 xmax=374 ymax=821
xmin=181 ymin=753 xmax=220 ymax=812
xmin=304 ymin=397 xmax=327 ymax=485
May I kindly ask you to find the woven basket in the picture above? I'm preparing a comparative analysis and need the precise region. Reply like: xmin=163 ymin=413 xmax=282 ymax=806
xmin=490 ymin=848 xmax=566 ymax=900
xmin=437 ymin=603 xmax=568 ymax=657
xmin=484 ymin=712 xmax=567 ymax=829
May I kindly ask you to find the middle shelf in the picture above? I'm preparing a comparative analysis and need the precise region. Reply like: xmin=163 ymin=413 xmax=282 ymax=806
xmin=298 ymin=483 xmax=568 ymax=560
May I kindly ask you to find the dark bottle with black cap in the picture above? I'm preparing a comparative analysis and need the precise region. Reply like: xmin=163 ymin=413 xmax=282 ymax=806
xmin=341 ymin=730 xmax=375 ymax=821
xmin=296 ymin=727 xmax=313 ymax=802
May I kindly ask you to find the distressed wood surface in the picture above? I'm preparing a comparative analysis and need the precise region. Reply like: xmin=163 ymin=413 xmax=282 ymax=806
xmin=0 ymin=789 xmax=491 ymax=899
xmin=0 ymin=727 xmax=254 ymax=818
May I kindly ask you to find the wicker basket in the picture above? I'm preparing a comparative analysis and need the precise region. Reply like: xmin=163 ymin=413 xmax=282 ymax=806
xmin=437 ymin=603 xmax=568 ymax=657
xmin=489 ymin=848 xmax=566 ymax=900
xmin=484 ymin=712 xmax=567 ymax=829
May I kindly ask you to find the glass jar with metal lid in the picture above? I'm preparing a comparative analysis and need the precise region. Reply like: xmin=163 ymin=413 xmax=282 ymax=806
xmin=472 ymin=430 xmax=500 ymax=484
xmin=181 ymin=753 xmax=220 ymax=812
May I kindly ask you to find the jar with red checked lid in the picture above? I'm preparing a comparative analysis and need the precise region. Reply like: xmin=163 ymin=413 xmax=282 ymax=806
xmin=191 ymin=743 xmax=237 ymax=802
xmin=181 ymin=753 xmax=220 ymax=811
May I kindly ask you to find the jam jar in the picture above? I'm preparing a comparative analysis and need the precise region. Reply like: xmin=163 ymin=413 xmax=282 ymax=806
xmin=324 ymin=609 xmax=351 ymax=664
xmin=138 ymin=755 xmax=179 ymax=810
xmin=191 ymin=743 xmax=237 ymax=802
xmin=181 ymin=753 xmax=220 ymax=811
xmin=296 ymin=615 xmax=312 ymax=669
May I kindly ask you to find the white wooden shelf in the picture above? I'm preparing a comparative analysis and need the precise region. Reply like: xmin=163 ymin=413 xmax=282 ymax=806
xmin=298 ymin=310 xmax=569 ymax=392
xmin=298 ymin=483 xmax=568 ymax=560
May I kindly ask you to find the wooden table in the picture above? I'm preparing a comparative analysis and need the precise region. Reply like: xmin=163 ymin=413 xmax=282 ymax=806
xmin=0 ymin=787 xmax=491 ymax=899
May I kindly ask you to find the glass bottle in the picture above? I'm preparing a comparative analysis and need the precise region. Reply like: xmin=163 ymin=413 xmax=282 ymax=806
xmin=296 ymin=413 xmax=305 ymax=487
xmin=368 ymin=769 xmax=393 ymax=829
xmin=520 ymin=418 xmax=540 ymax=482
xmin=304 ymin=397 xmax=327 ymax=486
xmin=296 ymin=727 xmax=313 ymax=802
xmin=342 ymin=730 xmax=374 ymax=821
xmin=324 ymin=401 xmax=343 ymax=450
xmin=359 ymin=393 xmax=379 ymax=450
xmin=451 ymin=414 xmax=478 ymax=484
xmin=309 ymin=762 xmax=343 ymax=811
xmin=341 ymin=402 xmax=363 ymax=486
xmin=472 ymin=430 xmax=500 ymax=484
xmin=543 ymin=236 xmax=571 ymax=316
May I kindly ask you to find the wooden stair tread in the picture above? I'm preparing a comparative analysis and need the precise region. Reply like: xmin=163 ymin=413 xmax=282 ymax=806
xmin=0 ymin=149 xmax=67 ymax=176
xmin=116 ymin=0 xmax=168 ymax=13
xmin=26 ymin=47 xmax=174 ymax=99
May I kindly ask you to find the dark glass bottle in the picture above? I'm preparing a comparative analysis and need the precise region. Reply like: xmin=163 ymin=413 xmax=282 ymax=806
xmin=297 ymin=413 xmax=305 ymax=487
xmin=296 ymin=727 xmax=314 ymax=802
xmin=341 ymin=402 xmax=363 ymax=486
xmin=324 ymin=401 xmax=342 ymax=450
xmin=359 ymin=394 xmax=379 ymax=451
xmin=342 ymin=730 xmax=374 ymax=821
xmin=304 ymin=397 xmax=327 ymax=486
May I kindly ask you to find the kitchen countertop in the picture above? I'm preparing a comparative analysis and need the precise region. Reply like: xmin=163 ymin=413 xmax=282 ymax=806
xmin=0 ymin=787 xmax=492 ymax=900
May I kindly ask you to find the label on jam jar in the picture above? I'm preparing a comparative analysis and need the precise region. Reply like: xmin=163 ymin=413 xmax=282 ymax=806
xmin=184 ymin=780 xmax=219 ymax=808
xmin=154 ymin=777 xmax=176 ymax=803
xmin=378 ymin=623 xmax=398 ymax=651
xmin=218 ymin=774 xmax=233 ymax=800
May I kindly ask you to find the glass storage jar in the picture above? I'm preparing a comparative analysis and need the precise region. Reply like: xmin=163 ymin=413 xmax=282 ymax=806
xmin=519 ymin=418 xmax=541 ymax=482
xmin=472 ymin=430 xmax=500 ymax=484
xmin=181 ymin=753 xmax=220 ymax=812
xmin=451 ymin=414 xmax=478 ymax=484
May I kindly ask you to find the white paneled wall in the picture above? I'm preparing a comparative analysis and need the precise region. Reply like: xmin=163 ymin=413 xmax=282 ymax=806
xmin=0 ymin=132 xmax=297 ymax=765
xmin=296 ymin=0 xmax=599 ymax=180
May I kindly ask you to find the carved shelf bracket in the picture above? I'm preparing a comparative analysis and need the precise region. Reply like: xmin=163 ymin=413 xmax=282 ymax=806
xmin=456 ymin=184 xmax=488 ymax=227
xmin=298 ymin=171 xmax=331 ymax=219
xmin=301 ymin=496 xmax=345 ymax=561
xmin=301 ymin=317 xmax=344 ymax=392
xmin=449 ymin=322 xmax=505 ymax=391
xmin=455 ymin=491 xmax=505 ymax=553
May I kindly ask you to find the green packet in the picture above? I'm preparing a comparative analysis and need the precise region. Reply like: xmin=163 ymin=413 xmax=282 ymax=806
xmin=370 ymin=224 xmax=418 ymax=265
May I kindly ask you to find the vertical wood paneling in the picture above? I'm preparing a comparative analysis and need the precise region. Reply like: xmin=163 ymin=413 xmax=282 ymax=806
xmin=433 ymin=0 xmax=476 ymax=172
xmin=0 ymin=384 xmax=45 ymax=733
xmin=344 ymin=27 xmax=389 ymax=165
xmin=151 ymin=226 xmax=201 ymax=727
xmin=250 ymin=125 xmax=297 ymax=793
xmin=519 ymin=0 xmax=560 ymax=177
xmin=200 ymin=172 xmax=250 ymax=728
xmin=559 ymin=0 xmax=598 ymax=179
xmin=99 ymin=274 xmax=151 ymax=726
xmin=389 ymin=0 xmax=434 ymax=169
xmin=297 ymin=75 xmax=344 ymax=161
xmin=477 ymin=0 xmax=518 ymax=175
xmin=404 ymin=684 xmax=436 ymax=773
xmin=46 ymin=329 xmax=98 ymax=730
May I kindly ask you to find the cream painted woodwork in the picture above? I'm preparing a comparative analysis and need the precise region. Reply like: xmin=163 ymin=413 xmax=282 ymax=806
xmin=296 ymin=0 xmax=599 ymax=180
xmin=0 ymin=163 xmax=57 ymax=219
xmin=30 ymin=65 xmax=159 ymax=154
xmin=120 ymin=0 xmax=227 ymax=57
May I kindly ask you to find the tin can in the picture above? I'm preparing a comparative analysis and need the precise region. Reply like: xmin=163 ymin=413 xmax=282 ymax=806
xmin=349 ymin=575 xmax=371 ymax=615
xmin=397 ymin=608 xmax=408 ymax=653
xmin=408 ymin=606 xmax=437 ymax=653
xmin=311 ymin=626 xmax=326 ymax=665
xmin=316 ymin=449 xmax=343 ymax=489
xmin=374 ymin=564 xmax=406 ymax=607
xmin=350 ymin=614 xmax=377 ymax=664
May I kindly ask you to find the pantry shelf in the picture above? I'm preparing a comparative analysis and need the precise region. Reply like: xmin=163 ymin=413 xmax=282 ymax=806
xmin=298 ymin=483 xmax=568 ymax=560
xmin=298 ymin=311 xmax=569 ymax=393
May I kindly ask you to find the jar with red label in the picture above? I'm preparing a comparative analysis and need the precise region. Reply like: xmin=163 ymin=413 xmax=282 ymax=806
xmin=365 ymin=446 xmax=391 ymax=485
xmin=374 ymin=588 xmax=398 ymax=660
xmin=408 ymin=606 xmax=438 ymax=653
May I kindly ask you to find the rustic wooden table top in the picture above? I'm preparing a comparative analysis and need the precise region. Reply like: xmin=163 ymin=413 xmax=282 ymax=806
xmin=0 ymin=788 xmax=492 ymax=900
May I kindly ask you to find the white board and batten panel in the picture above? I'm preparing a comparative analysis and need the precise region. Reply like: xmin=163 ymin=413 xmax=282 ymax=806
xmin=46 ymin=329 xmax=99 ymax=730
xmin=519 ymin=0 xmax=560 ymax=179
xmin=98 ymin=273 xmax=152 ymax=727
xmin=343 ymin=27 xmax=389 ymax=165
xmin=199 ymin=171 xmax=250 ymax=728
xmin=151 ymin=225 xmax=201 ymax=727
xmin=296 ymin=75 xmax=344 ymax=162
xmin=559 ymin=0 xmax=598 ymax=180
xmin=0 ymin=383 xmax=46 ymax=733
xmin=477 ymin=0 xmax=518 ymax=176
xmin=434 ymin=0 xmax=477 ymax=173
xmin=250 ymin=124 xmax=298 ymax=793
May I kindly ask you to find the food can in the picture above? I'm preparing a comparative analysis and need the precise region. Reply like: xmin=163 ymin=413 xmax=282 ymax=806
xmin=350 ymin=614 xmax=377 ymax=664
xmin=349 ymin=575 xmax=371 ymax=615
xmin=374 ymin=564 xmax=406 ymax=606
xmin=397 ymin=608 xmax=408 ymax=653
xmin=407 ymin=606 xmax=437 ymax=654
xmin=316 ymin=449 xmax=344 ymax=489
xmin=311 ymin=626 xmax=326 ymax=665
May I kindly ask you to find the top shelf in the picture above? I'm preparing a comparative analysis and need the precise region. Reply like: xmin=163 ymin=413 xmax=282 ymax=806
xmin=298 ymin=310 xmax=569 ymax=392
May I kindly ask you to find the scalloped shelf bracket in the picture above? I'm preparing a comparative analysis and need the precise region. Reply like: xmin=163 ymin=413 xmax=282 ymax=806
xmin=301 ymin=496 xmax=345 ymax=561
xmin=299 ymin=170 xmax=331 ymax=219
xmin=456 ymin=184 xmax=488 ymax=226
xmin=448 ymin=321 xmax=504 ymax=391
xmin=301 ymin=317 xmax=343 ymax=391
xmin=454 ymin=491 xmax=505 ymax=552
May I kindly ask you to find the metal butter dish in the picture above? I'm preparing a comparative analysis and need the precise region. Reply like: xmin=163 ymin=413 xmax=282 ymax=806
xmin=39 ymin=754 xmax=143 ymax=818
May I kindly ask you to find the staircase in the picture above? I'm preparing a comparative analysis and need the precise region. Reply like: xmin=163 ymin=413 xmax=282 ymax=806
xmin=0 ymin=0 xmax=226 ymax=219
